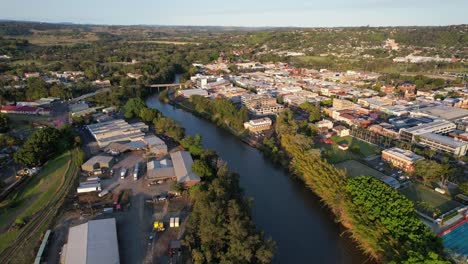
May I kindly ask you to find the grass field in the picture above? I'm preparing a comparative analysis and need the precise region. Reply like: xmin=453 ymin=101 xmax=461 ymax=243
xmin=318 ymin=135 xmax=379 ymax=163
xmin=0 ymin=151 xmax=71 ymax=252
xmin=335 ymin=160 xmax=387 ymax=178
xmin=400 ymin=183 xmax=462 ymax=214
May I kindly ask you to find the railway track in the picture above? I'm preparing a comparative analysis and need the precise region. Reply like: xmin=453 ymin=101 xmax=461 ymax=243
xmin=0 ymin=149 xmax=79 ymax=264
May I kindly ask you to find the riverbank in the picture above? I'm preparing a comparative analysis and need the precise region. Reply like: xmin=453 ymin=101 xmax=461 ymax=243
xmin=156 ymin=94 xmax=449 ymax=263
xmin=164 ymin=92 xmax=260 ymax=147
xmin=147 ymin=95 xmax=370 ymax=263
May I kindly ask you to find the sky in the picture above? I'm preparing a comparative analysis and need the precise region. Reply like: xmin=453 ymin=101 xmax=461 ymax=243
xmin=0 ymin=0 xmax=466 ymax=27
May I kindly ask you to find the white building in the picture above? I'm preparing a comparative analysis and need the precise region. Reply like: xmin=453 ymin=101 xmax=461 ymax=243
xmin=62 ymin=218 xmax=120 ymax=264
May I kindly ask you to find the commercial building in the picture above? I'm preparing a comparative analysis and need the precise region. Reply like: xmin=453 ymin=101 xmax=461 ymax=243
xmin=399 ymin=120 xmax=456 ymax=141
xmin=62 ymin=218 xmax=120 ymax=264
xmin=381 ymin=147 xmax=424 ymax=172
xmin=333 ymin=98 xmax=355 ymax=110
xmin=411 ymin=106 xmax=468 ymax=122
xmin=147 ymin=159 xmax=175 ymax=180
xmin=144 ymin=135 xmax=168 ymax=155
xmin=170 ymin=151 xmax=201 ymax=187
xmin=81 ymin=155 xmax=115 ymax=172
xmin=241 ymin=94 xmax=284 ymax=116
xmin=419 ymin=133 xmax=468 ymax=156
xmin=87 ymin=119 xmax=148 ymax=148
xmin=243 ymin=117 xmax=272 ymax=132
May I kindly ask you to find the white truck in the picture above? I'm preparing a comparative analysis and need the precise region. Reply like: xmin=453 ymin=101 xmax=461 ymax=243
xmin=133 ymin=163 xmax=139 ymax=180
xmin=120 ymin=168 xmax=126 ymax=179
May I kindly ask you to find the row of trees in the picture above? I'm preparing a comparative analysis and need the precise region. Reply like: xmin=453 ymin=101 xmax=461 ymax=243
xmin=13 ymin=126 xmax=77 ymax=166
xmin=274 ymin=110 xmax=447 ymax=263
xmin=188 ymin=95 xmax=249 ymax=133
xmin=184 ymin=154 xmax=275 ymax=264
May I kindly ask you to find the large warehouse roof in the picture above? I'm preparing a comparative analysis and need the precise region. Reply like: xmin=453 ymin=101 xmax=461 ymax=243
xmin=170 ymin=151 xmax=201 ymax=184
xmin=64 ymin=218 xmax=120 ymax=264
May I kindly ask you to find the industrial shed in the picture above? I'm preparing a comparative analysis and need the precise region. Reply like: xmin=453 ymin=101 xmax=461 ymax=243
xmin=62 ymin=218 xmax=120 ymax=264
xmin=147 ymin=159 xmax=175 ymax=180
xmin=81 ymin=155 xmax=115 ymax=172
xmin=170 ymin=151 xmax=201 ymax=187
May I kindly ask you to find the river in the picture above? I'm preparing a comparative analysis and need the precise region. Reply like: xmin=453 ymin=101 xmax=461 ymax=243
xmin=147 ymin=95 xmax=368 ymax=263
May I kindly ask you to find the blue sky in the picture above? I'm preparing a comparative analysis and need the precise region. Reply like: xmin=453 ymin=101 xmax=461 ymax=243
xmin=0 ymin=0 xmax=466 ymax=27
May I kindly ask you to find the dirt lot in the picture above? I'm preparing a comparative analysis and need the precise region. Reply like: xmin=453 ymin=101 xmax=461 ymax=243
xmin=45 ymin=149 xmax=190 ymax=264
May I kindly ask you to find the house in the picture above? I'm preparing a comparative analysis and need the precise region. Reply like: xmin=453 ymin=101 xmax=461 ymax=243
xmin=381 ymin=147 xmax=424 ymax=172
xmin=333 ymin=125 xmax=350 ymax=137
xmin=81 ymin=155 xmax=115 ymax=172
xmin=61 ymin=218 xmax=120 ymax=264
xmin=338 ymin=144 xmax=349 ymax=150
xmin=170 ymin=151 xmax=201 ymax=188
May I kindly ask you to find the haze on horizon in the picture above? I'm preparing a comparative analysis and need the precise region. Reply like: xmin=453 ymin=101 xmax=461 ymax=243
xmin=0 ymin=0 xmax=467 ymax=27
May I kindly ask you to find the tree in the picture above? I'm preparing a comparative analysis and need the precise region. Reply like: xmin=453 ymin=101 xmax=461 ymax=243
xmin=459 ymin=181 xmax=468 ymax=196
xmin=123 ymin=98 xmax=146 ymax=119
xmin=413 ymin=160 xmax=448 ymax=184
xmin=0 ymin=113 xmax=9 ymax=132
xmin=192 ymin=159 xmax=213 ymax=178
xmin=171 ymin=181 xmax=184 ymax=193
xmin=139 ymin=107 xmax=157 ymax=123
xmin=26 ymin=77 xmax=48 ymax=100
xmin=299 ymin=102 xmax=321 ymax=122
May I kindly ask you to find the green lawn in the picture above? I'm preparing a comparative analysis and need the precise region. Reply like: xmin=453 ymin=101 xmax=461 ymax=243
xmin=335 ymin=160 xmax=387 ymax=178
xmin=318 ymin=135 xmax=379 ymax=163
xmin=0 ymin=151 xmax=71 ymax=252
xmin=400 ymin=183 xmax=462 ymax=214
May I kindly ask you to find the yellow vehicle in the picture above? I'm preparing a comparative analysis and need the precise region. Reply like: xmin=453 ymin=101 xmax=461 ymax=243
xmin=153 ymin=221 xmax=165 ymax=232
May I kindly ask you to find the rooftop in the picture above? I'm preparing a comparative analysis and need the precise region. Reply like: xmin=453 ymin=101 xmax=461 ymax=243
xmin=382 ymin=147 xmax=424 ymax=162
xmin=421 ymin=133 xmax=468 ymax=148
xmin=170 ymin=151 xmax=201 ymax=184
xmin=64 ymin=218 xmax=119 ymax=264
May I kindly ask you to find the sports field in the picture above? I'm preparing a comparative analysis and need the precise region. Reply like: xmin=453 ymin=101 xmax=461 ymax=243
xmin=335 ymin=160 xmax=386 ymax=178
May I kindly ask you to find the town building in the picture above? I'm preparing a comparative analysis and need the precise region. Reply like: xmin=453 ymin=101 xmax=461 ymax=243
xmin=81 ymin=155 xmax=115 ymax=172
xmin=333 ymin=98 xmax=355 ymax=110
xmin=243 ymin=117 xmax=272 ymax=132
xmin=411 ymin=106 xmax=468 ymax=122
xmin=333 ymin=125 xmax=350 ymax=137
xmin=399 ymin=120 xmax=456 ymax=141
xmin=241 ymin=94 xmax=284 ymax=116
xmin=316 ymin=119 xmax=334 ymax=130
xmin=87 ymin=119 xmax=148 ymax=148
xmin=419 ymin=133 xmax=468 ymax=156
xmin=170 ymin=151 xmax=201 ymax=188
xmin=381 ymin=147 xmax=424 ymax=172
xmin=177 ymin=88 xmax=208 ymax=98
xmin=62 ymin=218 xmax=120 ymax=264
xmin=380 ymin=85 xmax=395 ymax=95
xmin=369 ymin=123 xmax=400 ymax=139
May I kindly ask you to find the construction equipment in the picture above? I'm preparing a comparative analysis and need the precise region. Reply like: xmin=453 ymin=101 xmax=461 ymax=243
xmin=153 ymin=221 xmax=165 ymax=232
